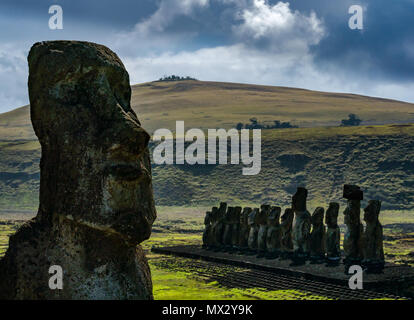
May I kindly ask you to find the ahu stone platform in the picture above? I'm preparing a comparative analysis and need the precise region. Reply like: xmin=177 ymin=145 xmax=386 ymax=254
xmin=152 ymin=245 xmax=414 ymax=298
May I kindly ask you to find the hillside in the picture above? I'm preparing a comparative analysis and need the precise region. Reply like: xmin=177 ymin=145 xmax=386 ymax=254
xmin=1 ymin=80 xmax=414 ymax=140
xmin=1 ymin=123 xmax=414 ymax=211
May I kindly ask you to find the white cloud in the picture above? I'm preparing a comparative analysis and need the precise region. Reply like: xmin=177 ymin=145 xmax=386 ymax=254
xmin=136 ymin=0 xmax=210 ymax=34
xmin=235 ymin=0 xmax=325 ymax=52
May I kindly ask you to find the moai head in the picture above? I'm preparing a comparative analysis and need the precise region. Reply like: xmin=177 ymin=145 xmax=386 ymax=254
xmin=343 ymin=185 xmax=363 ymax=201
xmin=204 ymin=211 xmax=212 ymax=225
xmin=268 ymin=206 xmax=281 ymax=227
xmin=292 ymin=187 xmax=308 ymax=212
xmin=248 ymin=208 xmax=259 ymax=226
xmin=325 ymin=202 xmax=339 ymax=228
xmin=218 ymin=202 xmax=227 ymax=220
xmin=281 ymin=208 xmax=294 ymax=227
xmin=233 ymin=206 xmax=242 ymax=223
xmin=241 ymin=207 xmax=252 ymax=226
xmin=258 ymin=204 xmax=271 ymax=225
xmin=364 ymin=200 xmax=382 ymax=224
xmin=211 ymin=207 xmax=218 ymax=222
xmin=28 ymin=41 xmax=156 ymax=245
xmin=225 ymin=207 xmax=234 ymax=222
xmin=343 ymin=185 xmax=362 ymax=226
xmin=311 ymin=207 xmax=325 ymax=227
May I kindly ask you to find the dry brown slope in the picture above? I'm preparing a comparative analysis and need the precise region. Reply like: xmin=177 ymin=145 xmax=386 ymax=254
xmin=1 ymin=80 xmax=414 ymax=140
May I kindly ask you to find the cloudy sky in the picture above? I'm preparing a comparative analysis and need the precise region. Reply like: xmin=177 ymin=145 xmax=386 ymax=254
xmin=1 ymin=0 xmax=414 ymax=113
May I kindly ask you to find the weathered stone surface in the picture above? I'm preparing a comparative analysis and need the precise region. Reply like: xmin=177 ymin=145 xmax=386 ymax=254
xmin=247 ymin=208 xmax=260 ymax=252
xmin=238 ymin=207 xmax=252 ymax=250
xmin=222 ymin=207 xmax=234 ymax=248
xmin=325 ymin=202 xmax=341 ymax=261
xmin=363 ymin=200 xmax=384 ymax=272
xmin=231 ymin=207 xmax=242 ymax=248
xmin=280 ymin=208 xmax=294 ymax=253
xmin=292 ymin=188 xmax=311 ymax=257
xmin=310 ymin=207 xmax=326 ymax=261
xmin=343 ymin=186 xmax=364 ymax=265
xmin=257 ymin=205 xmax=270 ymax=256
xmin=202 ymin=211 xmax=212 ymax=248
xmin=266 ymin=206 xmax=282 ymax=258
xmin=213 ymin=202 xmax=227 ymax=247
xmin=0 ymin=41 xmax=156 ymax=299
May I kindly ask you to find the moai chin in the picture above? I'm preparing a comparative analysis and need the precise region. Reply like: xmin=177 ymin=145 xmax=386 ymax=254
xmin=292 ymin=187 xmax=312 ymax=264
xmin=325 ymin=202 xmax=341 ymax=265
xmin=238 ymin=207 xmax=252 ymax=253
xmin=202 ymin=211 xmax=212 ymax=249
xmin=310 ymin=207 xmax=326 ymax=263
xmin=257 ymin=205 xmax=271 ymax=258
xmin=213 ymin=202 xmax=227 ymax=250
xmin=247 ymin=208 xmax=260 ymax=254
xmin=362 ymin=200 xmax=384 ymax=273
xmin=266 ymin=206 xmax=282 ymax=259
xmin=343 ymin=185 xmax=364 ymax=268
xmin=222 ymin=207 xmax=234 ymax=251
xmin=280 ymin=208 xmax=294 ymax=258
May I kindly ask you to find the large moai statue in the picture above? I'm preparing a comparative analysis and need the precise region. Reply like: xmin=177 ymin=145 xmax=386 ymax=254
xmin=213 ymin=202 xmax=227 ymax=250
xmin=247 ymin=208 xmax=260 ymax=255
xmin=292 ymin=187 xmax=312 ymax=264
xmin=202 ymin=211 xmax=212 ymax=249
xmin=310 ymin=207 xmax=326 ymax=263
xmin=231 ymin=207 xmax=242 ymax=251
xmin=0 ymin=41 xmax=157 ymax=299
xmin=266 ymin=206 xmax=282 ymax=259
xmin=222 ymin=207 xmax=234 ymax=251
xmin=204 ymin=207 xmax=218 ymax=249
xmin=257 ymin=205 xmax=270 ymax=258
xmin=238 ymin=207 xmax=252 ymax=253
xmin=362 ymin=200 xmax=384 ymax=273
xmin=343 ymin=185 xmax=364 ymax=269
xmin=280 ymin=208 xmax=294 ymax=258
xmin=325 ymin=202 xmax=341 ymax=265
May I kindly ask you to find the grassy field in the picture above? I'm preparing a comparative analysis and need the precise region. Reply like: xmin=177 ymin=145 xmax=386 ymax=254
xmin=1 ymin=206 xmax=413 ymax=300
xmin=1 ymin=123 xmax=414 ymax=211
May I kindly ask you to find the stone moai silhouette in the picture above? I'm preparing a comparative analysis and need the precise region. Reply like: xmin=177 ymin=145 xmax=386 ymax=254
xmin=343 ymin=185 xmax=364 ymax=269
xmin=222 ymin=206 xmax=234 ymax=250
xmin=343 ymin=185 xmax=364 ymax=273
xmin=292 ymin=187 xmax=312 ymax=264
xmin=280 ymin=208 xmax=294 ymax=258
xmin=238 ymin=207 xmax=252 ymax=252
xmin=362 ymin=200 xmax=385 ymax=273
xmin=213 ymin=202 xmax=227 ymax=249
xmin=266 ymin=206 xmax=282 ymax=259
xmin=231 ymin=206 xmax=242 ymax=251
xmin=310 ymin=207 xmax=326 ymax=263
xmin=325 ymin=202 xmax=341 ymax=265
xmin=247 ymin=208 xmax=260 ymax=254
xmin=257 ymin=204 xmax=271 ymax=258
xmin=205 ymin=206 xmax=218 ymax=249
xmin=202 ymin=210 xmax=212 ymax=248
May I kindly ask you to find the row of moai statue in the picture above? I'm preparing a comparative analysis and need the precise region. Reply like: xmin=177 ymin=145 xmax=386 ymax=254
xmin=202 ymin=185 xmax=384 ymax=273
